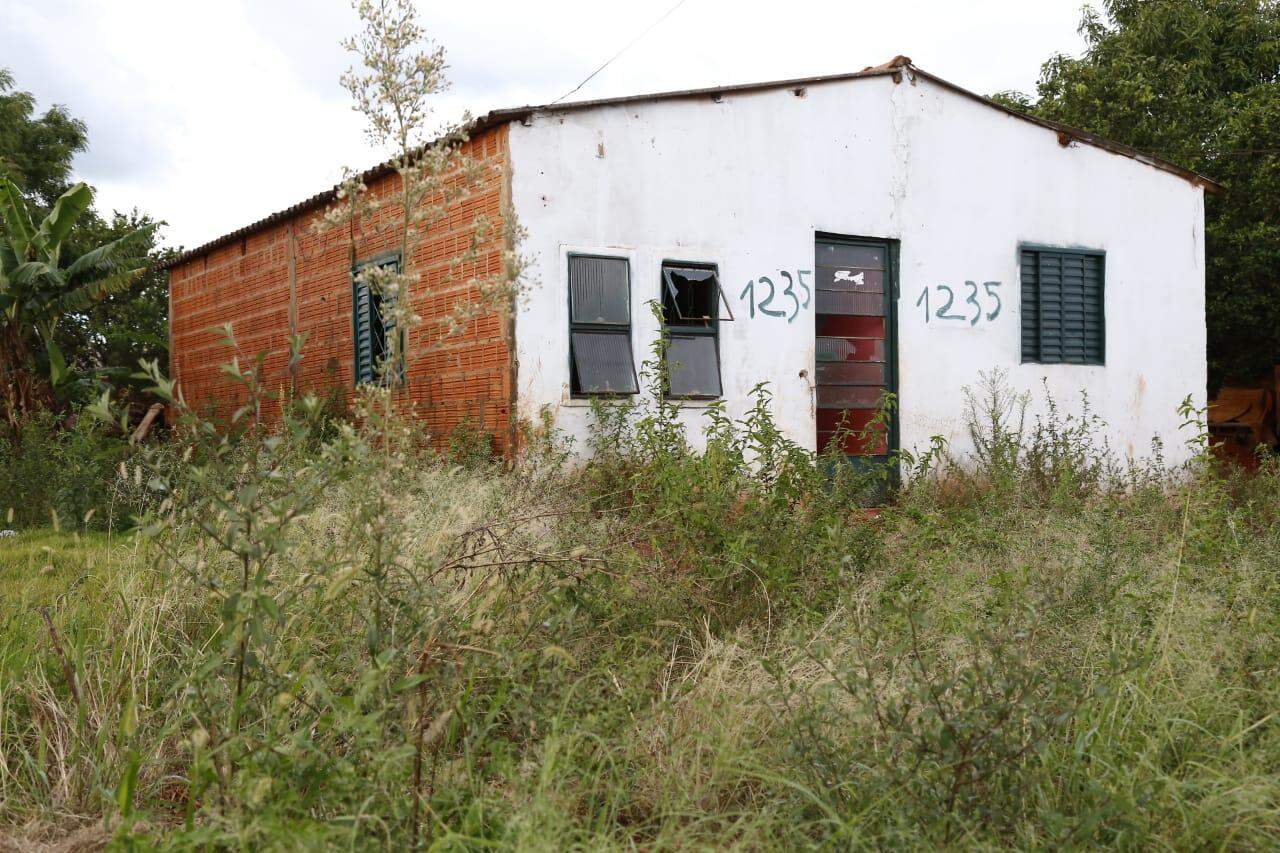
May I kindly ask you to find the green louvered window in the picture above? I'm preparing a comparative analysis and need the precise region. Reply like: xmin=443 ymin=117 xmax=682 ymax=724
xmin=352 ymin=253 xmax=404 ymax=386
xmin=1020 ymin=247 xmax=1105 ymax=365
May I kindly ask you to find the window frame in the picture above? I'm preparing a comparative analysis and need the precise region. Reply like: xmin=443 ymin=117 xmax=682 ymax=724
xmin=351 ymin=250 xmax=405 ymax=387
xmin=1018 ymin=244 xmax=1106 ymax=367
xmin=660 ymin=260 xmax=723 ymax=400
xmin=567 ymin=252 xmax=639 ymax=398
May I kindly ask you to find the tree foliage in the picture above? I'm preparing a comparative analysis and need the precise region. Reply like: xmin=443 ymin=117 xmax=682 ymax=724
xmin=0 ymin=69 xmax=88 ymax=210
xmin=1005 ymin=0 xmax=1280 ymax=386
xmin=0 ymin=68 xmax=171 ymax=417
xmin=0 ymin=178 xmax=155 ymax=428
xmin=57 ymin=210 xmax=175 ymax=396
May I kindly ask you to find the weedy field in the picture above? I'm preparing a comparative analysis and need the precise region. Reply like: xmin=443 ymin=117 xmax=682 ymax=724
xmin=2 ymin=375 xmax=1279 ymax=851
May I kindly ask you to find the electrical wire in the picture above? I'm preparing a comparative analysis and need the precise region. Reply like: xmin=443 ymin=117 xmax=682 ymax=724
xmin=552 ymin=0 xmax=693 ymax=104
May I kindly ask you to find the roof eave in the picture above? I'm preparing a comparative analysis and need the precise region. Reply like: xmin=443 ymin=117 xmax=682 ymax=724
xmin=160 ymin=68 xmax=908 ymax=271
xmin=908 ymin=66 xmax=1222 ymax=194
xmin=158 ymin=110 xmax=519 ymax=270
xmin=161 ymin=59 xmax=1219 ymax=271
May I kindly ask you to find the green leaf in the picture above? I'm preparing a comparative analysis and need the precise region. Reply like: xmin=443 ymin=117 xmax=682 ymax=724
xmin=45 ymin=335 xmax=70 ymax=386
xmin=49 ymin=266 xmax=146 ymax=318
xmin=0 ymin=238 xmax=17 ymax=283
xmin=0 ymin=176 xmax=34 ymax=258
xmin=258 ymin=594 xmax=281 ymax=621
xmin=392 ymin=673 xmax=432 ymax=692
xmin=8 ymin=259 xmax=61 ymax=290
xmin=119 ymin=691 xmax=138 ymax=739
xmin=116 ymin=748 xmax=141 ymax=819
xmin=33 ymin=182 xmax=92 ymax=262
xmin=85 ymin=389 xmax=115 ymax=424
xmin=64 ymin=223 xmax=156 ymax=283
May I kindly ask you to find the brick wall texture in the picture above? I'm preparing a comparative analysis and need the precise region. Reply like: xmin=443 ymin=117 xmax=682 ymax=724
xmin=168 ymin=124 xmax=515 ymax=453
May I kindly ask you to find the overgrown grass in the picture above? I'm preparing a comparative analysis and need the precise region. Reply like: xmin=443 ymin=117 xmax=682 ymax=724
xmin=2 ymin=372 xmax=1279 ymax=849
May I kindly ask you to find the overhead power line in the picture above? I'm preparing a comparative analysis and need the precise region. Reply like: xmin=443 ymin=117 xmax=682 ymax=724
xmin=552 ymin=0 xmax=693 ymax=105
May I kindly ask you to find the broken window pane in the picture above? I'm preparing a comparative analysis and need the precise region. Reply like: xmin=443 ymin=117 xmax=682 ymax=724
xmin=662 ymin=265 xmax=719 ymax=326
xmin=570 ymin=255 xmax=630 ymax=325
xmin=571 ymin=330 xmax=638 ymax=394
xmin=665 ymin=333 xmax=721 ymax=398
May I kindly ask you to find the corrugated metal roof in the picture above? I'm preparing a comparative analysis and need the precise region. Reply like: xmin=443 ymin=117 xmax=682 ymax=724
xmin=161 ymin=57 xmax=1220 ymax=270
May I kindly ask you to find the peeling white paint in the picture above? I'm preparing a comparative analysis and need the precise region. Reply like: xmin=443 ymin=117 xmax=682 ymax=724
xmin=508 ymin=73 xmax=1207 ymax=467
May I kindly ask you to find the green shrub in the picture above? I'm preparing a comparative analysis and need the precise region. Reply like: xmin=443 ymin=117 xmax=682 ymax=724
xmin=446 ymin=418 xmax=497 ymax=468
xmin=581 ymin=330 xmax=882 ymax=620
xmin=0 ymin=410 xmax=143 ymax=530
xmin=4 ymin=348 xmax=1280 ymax=849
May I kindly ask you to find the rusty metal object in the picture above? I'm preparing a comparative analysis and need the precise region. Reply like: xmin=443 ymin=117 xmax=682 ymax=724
xmin=1209 ymin=386 xmax=1277 ymax=468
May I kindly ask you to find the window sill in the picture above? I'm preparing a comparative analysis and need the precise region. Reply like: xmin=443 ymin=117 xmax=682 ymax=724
xmin=668 ymin=398 xmax=723 ymax=409
xmin=562 ymin=396 xmax=635 ymax=408
xmin=1018 ymin=361 xmax=1106 ymax=368
xmin=561 ymin=396 xmax=723 ymax=409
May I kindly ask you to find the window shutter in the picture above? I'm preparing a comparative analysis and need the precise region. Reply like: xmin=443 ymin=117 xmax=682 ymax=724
xmin=1020 ymin=248 xmax=1039 ymax=362
xmin=1082 ymin=254 xmax=1104 ymax=363
xmin=660 ymin=262 xmax=723 ymax=399
xmin=353 ymin=280 xmax=374 ymax=385
xmin=570 ymin=330 xmax=639 ymax=394
xmin=569 ymin=256 xmax=630 ymax=325
xmin=1038 ymin=251 xmax=1064 ymax=364
xmin=665 ymin=333 xmax=722 ymax=398
xmin=1021 ymin=248 xmax=1104 ymax=365
xmin=1060 ymin=253 xmax=1089 ymax=363
xmin=351 ymin=254 xmax=404 ymax=386
xmin=381 ymin=290 xmax=404 ymax=383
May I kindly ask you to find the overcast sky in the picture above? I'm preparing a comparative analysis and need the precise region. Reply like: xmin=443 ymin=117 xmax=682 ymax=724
xmin=3 ymin=0 xmax=1090 ymax=250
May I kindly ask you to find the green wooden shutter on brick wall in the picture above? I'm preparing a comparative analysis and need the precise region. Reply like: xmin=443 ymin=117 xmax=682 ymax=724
xmin=353 ymin=278 xmax=376 ymax=385
xmin=352 ymin=254 xmax=402 ymax=386
xmin=381 ymin=289 xmax=405 ymax=385
xmin=1020 ymin=247 xmax=1104 ymax=365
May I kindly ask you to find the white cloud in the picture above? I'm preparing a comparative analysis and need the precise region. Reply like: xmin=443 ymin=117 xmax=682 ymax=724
xmin=1 ymin=0 xmax=1088 ymax=250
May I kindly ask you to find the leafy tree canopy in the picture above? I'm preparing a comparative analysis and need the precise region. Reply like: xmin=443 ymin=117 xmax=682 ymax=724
xmin=0 ymin=68 xmax=171 ymax=413
xmin=58 ymin=210 xmax=175 ymax=388
xmin=1000 ymin=0 xmax=1280 ymax=387
xmin=0 ymin=69 xmax=88 ymax=210
xmin=0 ymin=179 xmax=156 ymax=427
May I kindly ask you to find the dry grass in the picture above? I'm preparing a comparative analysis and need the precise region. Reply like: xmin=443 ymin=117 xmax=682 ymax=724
xmin=2 ymin=428 xmax=1279 ymax=848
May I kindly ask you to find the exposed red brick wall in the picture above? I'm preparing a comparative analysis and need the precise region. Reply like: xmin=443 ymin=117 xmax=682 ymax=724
xmin=168 ymin=124 xmax=515 ymax=452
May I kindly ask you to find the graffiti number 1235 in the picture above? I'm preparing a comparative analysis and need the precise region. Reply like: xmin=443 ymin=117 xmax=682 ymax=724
xmin=739 ymin=270 xmax=813 ymax=323
xmin=915 ymin=281 xmax=1002 ymax=326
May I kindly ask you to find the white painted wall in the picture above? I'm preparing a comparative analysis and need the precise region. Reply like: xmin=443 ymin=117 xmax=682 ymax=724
xmin=508 ymin=72 xmax=1206 ymax=467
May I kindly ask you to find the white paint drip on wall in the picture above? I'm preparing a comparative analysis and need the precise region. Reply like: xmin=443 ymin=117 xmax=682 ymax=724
xmin=507 ymin=72 xmax=1207 ymax=468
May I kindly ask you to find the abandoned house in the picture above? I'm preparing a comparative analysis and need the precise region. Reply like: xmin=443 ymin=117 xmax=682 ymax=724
xmin=164 ymin=57 xmax=1217 ymax=467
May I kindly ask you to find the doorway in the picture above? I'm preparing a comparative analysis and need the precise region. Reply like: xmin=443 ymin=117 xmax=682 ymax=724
xmin=813 ymin=233 xmax=898 ymax=469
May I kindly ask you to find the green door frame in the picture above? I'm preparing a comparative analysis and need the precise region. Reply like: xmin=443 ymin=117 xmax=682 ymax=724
xmin=813 ymin=232 xmax=900 ymax=476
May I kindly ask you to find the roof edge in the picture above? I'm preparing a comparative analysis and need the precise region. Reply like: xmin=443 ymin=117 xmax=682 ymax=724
xmin=905 ymin=65 xmax=1222 ymax=195
xmin=161 ymin=67 xmax=906 ymax=270
xmin=159 ymin=111 xmax=518 ymax=270
xmin=162 ymin=57 xmax=1219 ymax=271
